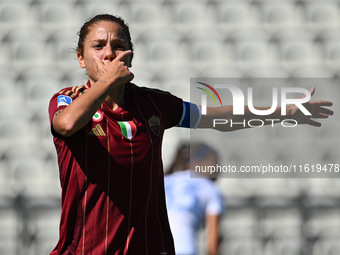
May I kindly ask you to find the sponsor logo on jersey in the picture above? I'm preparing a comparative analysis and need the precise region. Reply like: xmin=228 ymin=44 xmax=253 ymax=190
xmin=57 ymin=95 xmax=72 ymax=107
xmin=89 ymin=124 xmax=106 ymax=136
xmin=118 ymin=121 xmax=137 ymax=140
xmin=148 ymin=115 xmax=161 ymax=136
xmin=92 ymin=111 xmax=103 ymax=122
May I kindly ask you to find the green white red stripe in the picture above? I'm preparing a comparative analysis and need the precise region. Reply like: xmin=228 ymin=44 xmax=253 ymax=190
xmin=118 ymin=121 xmax=137 ymax=139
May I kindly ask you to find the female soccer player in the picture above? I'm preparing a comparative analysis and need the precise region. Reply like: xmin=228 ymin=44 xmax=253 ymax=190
xmin=165 ymin=142 xmax=224 ymax=255
xmin=48 ymin=14 xmax=333 ymax=255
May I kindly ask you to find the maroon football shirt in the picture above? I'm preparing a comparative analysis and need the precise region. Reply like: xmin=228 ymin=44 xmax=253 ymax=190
xmin=48 ymin=82 xmax=183 ymax=255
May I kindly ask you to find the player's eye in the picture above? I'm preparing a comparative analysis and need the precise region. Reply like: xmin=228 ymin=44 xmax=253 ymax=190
xmin=113 ymin=45 xmax=126 ymax=51
xmin=94 ymin=44 xmax=104 ymax=49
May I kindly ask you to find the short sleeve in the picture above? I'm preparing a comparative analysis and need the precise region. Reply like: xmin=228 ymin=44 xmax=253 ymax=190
xmin=48 ymin=94 xmax=73 ymax=123
xmin=48 ymin=87 xmax=76 ymax=137
xmin=205 ymin=184 xmax=224 ymax=215
xmin=143 ymin=88 xmax=184 ymax=129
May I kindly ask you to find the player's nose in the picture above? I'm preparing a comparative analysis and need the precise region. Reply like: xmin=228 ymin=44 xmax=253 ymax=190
xmin=103 ymin=46 xmax=116 ymax=62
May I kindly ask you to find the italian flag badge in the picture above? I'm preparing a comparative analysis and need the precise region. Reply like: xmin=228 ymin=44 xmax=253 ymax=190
xmin=118 ymin=121 xmax=137 ymax=140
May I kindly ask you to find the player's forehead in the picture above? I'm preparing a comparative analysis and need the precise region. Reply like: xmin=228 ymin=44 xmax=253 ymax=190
xmin=86 ymin=21 xmax=127 ymax=42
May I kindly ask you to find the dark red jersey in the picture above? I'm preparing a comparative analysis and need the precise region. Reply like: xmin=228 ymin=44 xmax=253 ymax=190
xmin=48 ymin=82 xmax=183 ymax=255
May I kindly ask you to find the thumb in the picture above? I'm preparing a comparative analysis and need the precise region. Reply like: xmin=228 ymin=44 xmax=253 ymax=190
xmin=93 ymin=55 xmax=106 ymax=74
xmin=300 ymin=87 xmax=315 ymax=99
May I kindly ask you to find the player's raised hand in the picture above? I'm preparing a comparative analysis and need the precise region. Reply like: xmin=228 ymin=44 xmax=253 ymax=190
xmin=289 ymin=87 xmax=334 ymax=127
xmin=94 ymin=50 xmax=134 ymax=85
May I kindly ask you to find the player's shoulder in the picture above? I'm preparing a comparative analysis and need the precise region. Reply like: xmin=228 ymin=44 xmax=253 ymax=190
xmin=49 ymin=83 xmax=90 ymax=106
xmin=142 ymin=86 xmax=173 ymax=97
xmin=56 ymin=83 xmax=90 ymax=99
xmin=128 ymin=83 xmax=173 ymax=97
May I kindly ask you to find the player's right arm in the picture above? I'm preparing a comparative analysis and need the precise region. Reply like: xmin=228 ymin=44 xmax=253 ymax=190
xmin=52 ymin=50 xmax=133 ymax=137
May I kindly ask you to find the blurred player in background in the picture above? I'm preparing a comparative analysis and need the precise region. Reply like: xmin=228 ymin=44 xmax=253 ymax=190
xmin=48 ymin=13 xmax=333 ymax=255
xmin=165 ymin=142 xmax=224 ymax=255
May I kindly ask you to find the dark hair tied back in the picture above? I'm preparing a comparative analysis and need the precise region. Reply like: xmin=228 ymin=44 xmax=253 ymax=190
xmin=77 ymin=14 xmax=134 ymax=56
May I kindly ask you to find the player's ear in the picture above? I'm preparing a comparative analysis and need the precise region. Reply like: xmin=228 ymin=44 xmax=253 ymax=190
xmin=77 ymin=51 xmax=86 ymax=69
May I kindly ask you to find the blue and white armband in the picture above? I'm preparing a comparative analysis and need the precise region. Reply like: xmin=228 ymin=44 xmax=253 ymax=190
xmin=177 ymin=101 xmax=202 ymax=129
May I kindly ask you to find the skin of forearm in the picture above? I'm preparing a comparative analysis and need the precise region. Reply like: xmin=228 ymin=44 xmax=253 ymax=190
xmin=52 ymin=74 xmax=119 ymax=137
xmin=206 ymin=214 xmax=220 ymax=255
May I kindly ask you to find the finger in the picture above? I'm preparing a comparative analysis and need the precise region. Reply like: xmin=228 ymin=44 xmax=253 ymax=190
xmin=312 ymin=100 xmax=333 ymax=107
xmin=306 ymin=119 xmax=322 ymax=127
xmin=300 ymin=87 xmax=314 ymax=99
xmin=308 ymin=101 xmax=333 ymax=112
xmin=313 ymin=113 xmax=330 ymax=118
xmin=94 ymin=55 xmax=107 ymax=75
xmin=319 ymin=107 xmax=334 ymax=116
xmin=114 ymin=50 xmax=132 ymax=62
xmin=310 ymin=107 xmax=333 ymax=118
xmin=93 ymin=55 xmax=104 ymax=68
xmin=310 ymin=87 xmax=315 ymax=97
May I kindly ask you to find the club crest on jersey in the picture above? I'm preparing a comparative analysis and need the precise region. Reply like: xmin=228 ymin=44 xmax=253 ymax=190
xmin=148 ymin=115 xmax=161 ymax=136
xmin=57 ymin=95 xmax=72 ymax=107
xmin=118 ymin=121 xmax=137 ymax=140
xmin=92 ymin=111 xmax=103 ymax=122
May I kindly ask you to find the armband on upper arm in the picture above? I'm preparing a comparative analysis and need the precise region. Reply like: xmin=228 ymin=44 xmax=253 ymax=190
xmin=177 ymin=102 xmax=202 ymax=129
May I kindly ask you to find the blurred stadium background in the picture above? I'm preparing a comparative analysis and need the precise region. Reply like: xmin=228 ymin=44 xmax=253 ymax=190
xmin=0 ymin=0 xmax=339 ymax=254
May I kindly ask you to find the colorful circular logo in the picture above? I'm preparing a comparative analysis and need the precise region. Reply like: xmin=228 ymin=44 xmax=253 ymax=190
xmin=92 ymin=111 xmax=103 ymax=122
